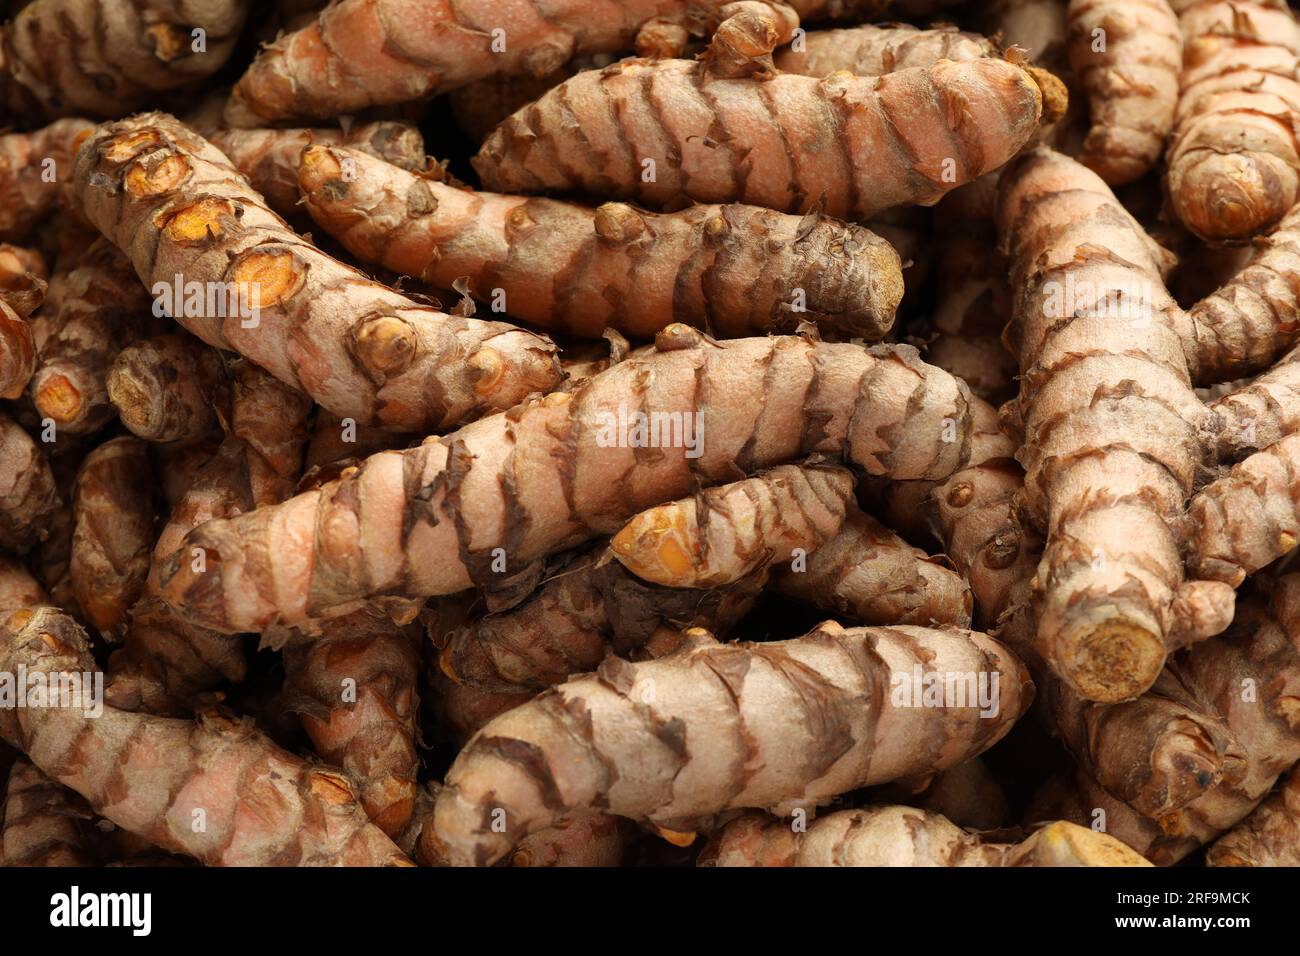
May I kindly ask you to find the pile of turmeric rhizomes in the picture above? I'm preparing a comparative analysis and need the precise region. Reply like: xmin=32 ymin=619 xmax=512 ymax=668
xmin=0 ymin=0 xmax=1297 ymax=870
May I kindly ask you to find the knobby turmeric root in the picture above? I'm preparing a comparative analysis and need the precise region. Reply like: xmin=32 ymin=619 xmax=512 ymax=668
xmin=609 ymin=464 xmax=855 ymax=588
xmin=1208 ymin=764 xmax=1300 ymax=867
xmin=608 ymin=457 xmax=971 ymax=624
xmin=1041 ymin=668 xmax=1247 ymax=819
xmin=157 ymin=330 xmax=974 ymax=633
xmin=0 ymin=607 xmax=411 ymax=866
xmin=1191 ymin=442 xmax=1300 ymax=585
xmin=1027 ymin=573 xmax=1300 ymax=863
xmin=282 ymin=611 xmax=422 ymax=838
xmin=1166 ymin=0 xmax=1300 ymax=241
xmin=0 ymin=243 xmax=48 ymax=322
xmin=1 ymin=759 xmax=99 ymax=866
xmin=0 ymin=299 xmax=36 ymax=401
xmin=774 ymin=23 xmax=998 ymax=76
xmin=29 ymin=238 xmax=162 ymax=436
xmin=873 ymin=397 xmax=1036 ymax=629
xmin=108 ymin=333 xmax=229 ymax=444
xmin=0 ymin=0 xmax=249 ymax=119
xmin=0 ymin=119 xmax=93 ymax=242
xmin=0 ymin=412 xmax=59 ymax=555
xmin=69 ymin=436 xmax=157 ymax=639
xmin=299 ymin=145 xmax=904 ymax=342
xmin=105 ymin=361 xmax=311 ymax=715
xmin=474 ymin=52 xmax=1054 ymax=221
xmin=1066 ymin=0 xmax=1182 ymax=185
xmin=222 ymin=0 xmax=878 ymax=126
xmin=432 ymin=546 xmax=765 ymax=739
xmin=771 ymin=505 xmax=974 ymax=627
xmin=995 ymin=146 xmax=1300 ymax=701
xmin=426 ymin=621 xmax=1031 ymax=866
xmin=70 ymin=113 xmax=562 ymax=432
xmin=211 ymin=122 xmax=425 ymax=226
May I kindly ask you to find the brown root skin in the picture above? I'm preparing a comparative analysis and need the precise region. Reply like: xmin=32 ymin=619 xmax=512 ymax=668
xmin=1207 ymin=765 xmax=1300 ymax=866
xmin=0 ymin=299 xmax=36 ymax=400
xmin=432 ymin=547 xmax=766 ymax=740
xmin=299 ymin=145 xmax=903 ymax=342
xmin=221 ymin=0 xmax=884 ymax=127
xmin=1030 ymin=574 xmax=1300 ymax=863
xmin=1 ymin=0 xmax=249 ymax=119
xmin=1044 ymin=667 xmax=1246 ymax=818
xmin=1186 ymin=203 xmax=1300 ymax=383
xmin=0 ymin=608 xmax=411 ymax=866
xmin=71 ymin=113 xmax=562 ymax=432
xmin=283 ymin=611 xmax=421 ymax=838
xmin=873 ymin=397 xmax=1035 ymax=629
xmin=70 ymin=436 xmax=156 ymax=639
xmin=1 ymin=760 xmax=99 ymax=866
xmin=609 ymin=464 xmax=855 ymax=589
xmin=0 ymin=411 xmax=59 ymax=555
xmin=774 ymin=23 xmax=998 ymax=76
xmin=105 ymin=362 xmax=310 ymax=716
xmin=1166 ymin=0 xmax=1300 ymax=241
xmin=428 ymin=621 xmax=1031 ymax=867
xmin=473 ymin=57 xmax=1046 ymax=221
xmin=410 ymin=783 xmax=627 ymax=867
xmin=28 ymin=451 xmax=78 ymax=617
xmin=0 ymin=119 xmax=92 ymax=242
xmin=156 ymin=332 xmax=974 ymax=634
xmin=29 ymin=238 xmax=163 ymax=436
xmin=998 ymin=147 xmax=1240 ymax=703
xmin=1066 ymin=0 xmax=1182 ymax=186
xmin=0 ymin=243 xmax=48 ymax=320
xmin=701 ymin=806 xmax=1150 ymax=866
xmin=998 ymin=542 xmax=1252 ymax=825
xmin=698 ymin=5 xmax=803 ymax=80
xmin=108 ymin=334 xmax=228 ymax=444
xmin=1189 ymin=432 xmax=1300 ymax=586
xmin=771 ymin=505 xmax=973 ymax=628
xmin=210 ymin=121 xmax=425 ymax=226
xmin=1208 ymin=344 xmax=1300 ymax=458
xmin=0 ymin=242 xmax=48 ymax=399
xmin=506 ymin=812 xmax=627 ymax=867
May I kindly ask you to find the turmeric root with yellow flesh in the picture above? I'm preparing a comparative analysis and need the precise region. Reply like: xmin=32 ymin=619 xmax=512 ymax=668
xmin=70 ymin=113 xmax=561 ymax=432
xmin=609 ymin=464 xmax=854 ymax=588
